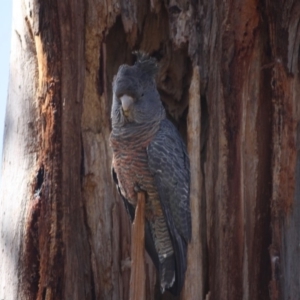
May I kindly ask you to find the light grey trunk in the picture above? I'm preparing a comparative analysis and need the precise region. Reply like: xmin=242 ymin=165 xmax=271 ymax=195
xmin=0 ymin=1 xmax=38 ymax=298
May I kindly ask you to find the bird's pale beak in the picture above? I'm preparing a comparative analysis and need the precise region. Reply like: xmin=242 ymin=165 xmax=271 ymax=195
xmin=120 ymin=95 xmax=134 ymax=116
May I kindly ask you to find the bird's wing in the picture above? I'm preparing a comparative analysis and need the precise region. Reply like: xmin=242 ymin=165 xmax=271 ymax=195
xmin=147 ymin=119 xmax=191 ymax=295
xmin=147 ymin=119 xmax=191 ymax=243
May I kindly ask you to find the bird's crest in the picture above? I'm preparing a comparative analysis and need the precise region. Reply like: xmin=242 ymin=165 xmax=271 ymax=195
xmin=133 ymin=51 xmax=158 ymax=77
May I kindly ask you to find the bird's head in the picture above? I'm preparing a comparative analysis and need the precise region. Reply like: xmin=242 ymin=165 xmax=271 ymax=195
xmin=111 ymin=52 xmax=165 ymax=128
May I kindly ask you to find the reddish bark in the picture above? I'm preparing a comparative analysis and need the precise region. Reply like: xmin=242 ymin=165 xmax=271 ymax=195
xmin=1 ymin=1 xmax=299 ymax=300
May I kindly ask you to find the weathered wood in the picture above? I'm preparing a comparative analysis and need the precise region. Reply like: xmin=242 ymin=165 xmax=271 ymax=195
xmin=1 ymin=0 xmax=300 ymax=299
xmin=129 ymin=192 xmax=146 ymax=300
xmin=1 ymin=0 xmax=91 ymax=299
xmin=266 ymin=2 xmax=300 ymax=299
xmin=0 ymin=1 xmax=38 ymax=298
xmin=182 ymin=66 xmax=204 ymax=299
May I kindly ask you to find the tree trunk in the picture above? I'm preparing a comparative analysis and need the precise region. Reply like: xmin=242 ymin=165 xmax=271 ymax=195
xmin=1 ymin=0 xmax=299 ymax=300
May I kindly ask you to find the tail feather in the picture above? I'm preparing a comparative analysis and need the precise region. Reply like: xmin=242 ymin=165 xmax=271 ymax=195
xmin=159 ymin=254 xmax=176 ymax=293
xmin=168 ymin=234 xmax=188 ymax=296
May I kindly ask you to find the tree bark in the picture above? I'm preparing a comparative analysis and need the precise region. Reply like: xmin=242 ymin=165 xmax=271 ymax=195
xmin=1 ymin=0 xmax=300 ymax=300
xmin=129 ymin=192 xmax=146 ymax=300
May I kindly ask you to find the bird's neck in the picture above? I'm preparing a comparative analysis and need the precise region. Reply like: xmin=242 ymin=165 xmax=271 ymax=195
xmin=110 ymin=119 xmax=162 ymax=145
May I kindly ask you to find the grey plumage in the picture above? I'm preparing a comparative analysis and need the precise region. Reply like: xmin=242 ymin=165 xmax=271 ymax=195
xmin=110 ymin=53 xmax=191 ymax=295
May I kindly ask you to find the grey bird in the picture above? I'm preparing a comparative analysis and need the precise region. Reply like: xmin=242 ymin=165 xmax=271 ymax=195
xmin=110 ymin=52 xmax=191 ymax=295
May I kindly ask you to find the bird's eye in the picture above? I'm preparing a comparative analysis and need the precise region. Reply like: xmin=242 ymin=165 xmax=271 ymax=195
xmin=141 ymin=93 xmax=144 ymax=97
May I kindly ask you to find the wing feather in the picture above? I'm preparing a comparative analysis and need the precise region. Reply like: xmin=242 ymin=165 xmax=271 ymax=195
xmin=147 ymin=119 xmax=191 ymax=242
xmin=147 ymin=119 xmax=191 ymax=294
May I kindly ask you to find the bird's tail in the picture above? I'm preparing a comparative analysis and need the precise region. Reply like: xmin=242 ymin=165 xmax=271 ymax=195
xmin=159 ymin=254 xmax=176 ymax=293
xmin=158 ymin=232 xmax=188 ymax=296
xmin=167 ymin=231 xmax=188 ymax=296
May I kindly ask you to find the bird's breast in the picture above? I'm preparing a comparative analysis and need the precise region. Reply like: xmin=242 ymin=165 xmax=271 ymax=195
xmin=111 ymin=137 xmax=151 ymax=203
xmin=110 ymin=134 xmax=163 ymax=219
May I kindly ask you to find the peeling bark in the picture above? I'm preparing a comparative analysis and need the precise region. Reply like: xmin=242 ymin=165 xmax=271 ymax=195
xmin=1 ymin=0 xmax=300 ymax=300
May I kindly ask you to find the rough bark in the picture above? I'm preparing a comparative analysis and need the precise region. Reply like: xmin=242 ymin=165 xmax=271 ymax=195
xmin=129 ymin=192 xmax=146 ymax=300
xmin=1 ymin=0 xmax=91 ymax=299
xmin=1 ymin=0 xmax=300 ymax=300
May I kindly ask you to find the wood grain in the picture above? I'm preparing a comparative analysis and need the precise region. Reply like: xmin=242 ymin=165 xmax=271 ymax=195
xmin=1 ymin=0 xmax=300 ymax=299
xmin=130 ymin=192 xmax=146 ymax=300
